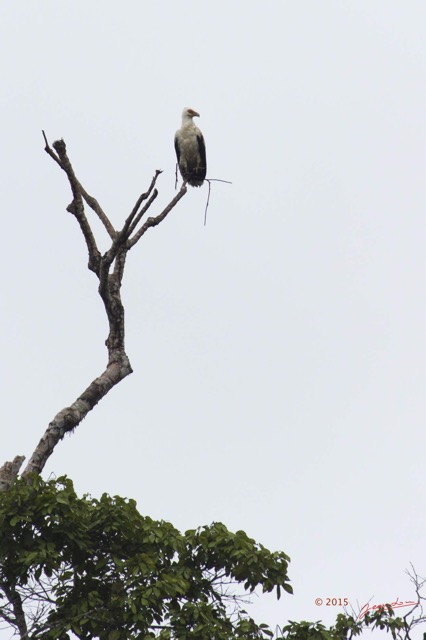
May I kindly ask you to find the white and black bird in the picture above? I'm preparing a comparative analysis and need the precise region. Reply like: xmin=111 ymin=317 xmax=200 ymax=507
xmin=174 ymin=107 xmax=207 ymax=187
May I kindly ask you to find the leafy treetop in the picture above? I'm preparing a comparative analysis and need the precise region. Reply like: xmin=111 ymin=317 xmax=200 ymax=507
xmin=0 ymin=476 xmax=292 ymax=639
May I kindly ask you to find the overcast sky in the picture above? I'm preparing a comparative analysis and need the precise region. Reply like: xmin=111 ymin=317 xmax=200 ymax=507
xmin=1 ymin=1 xmax=425 ymax=638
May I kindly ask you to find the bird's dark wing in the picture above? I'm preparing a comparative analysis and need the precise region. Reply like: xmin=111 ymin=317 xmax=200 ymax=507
xmin=197 ymin=132 xmax=207 ymax=180
xmin=174 ymin=135 xmax=181 ymax=163
xmin=196 ymin=133 xmax=207 ymax=171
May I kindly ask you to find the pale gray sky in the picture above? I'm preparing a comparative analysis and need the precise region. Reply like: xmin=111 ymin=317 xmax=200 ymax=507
xmin=1 ymin=1 xmax=425 ymax=637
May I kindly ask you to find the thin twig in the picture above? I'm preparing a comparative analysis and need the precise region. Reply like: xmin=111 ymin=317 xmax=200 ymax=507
xmin=204 ymin=180 xmax=212 ymax=226
xmin=128 ymin=183 xmax=187 ymax=248
xmin=203 ymin=178 xmax=232 ymax=226
xmin=42 ymin=131 xmax=63 ymax=170
xmin=126 ymin=171 xmax=163 ymax=237
xmin=129 ymin=170 xmax=162 ymax=220
xmin=127 ymin=190 xmax=158 ymax=238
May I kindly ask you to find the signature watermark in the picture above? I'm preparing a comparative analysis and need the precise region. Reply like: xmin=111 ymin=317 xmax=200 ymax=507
xmin=358 ymin=597 xmax=418 ymax=620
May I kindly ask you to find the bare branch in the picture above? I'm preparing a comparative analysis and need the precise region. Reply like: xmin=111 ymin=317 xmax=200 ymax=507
xmin=1 ymin=581 xmax=28 ymax=640
xmin=129 ymin=170 xmax=162 ymax=220
xmin=127 ymin=189 xmax=159 ymax=239
xmin=0 ymin=607 xmax=17 ymax=627
xmin=42 ymin=131 xmax=63 ymax=170
xmin=43 ymin=132 xmax=116 ymax=241
xmin=102 ymin=171 xmax=162 ymax=272
xmin=0 ymin=456 xmax=25 ymax=492
xmin=50 ymin=139 xmax=101 ymax=274
xmin=80 ymin=188 xmax=116 ymax=241
xmin=128 ymin=183 xmax=187 ymax=248
xmin=403 ymin=564 xmax=426 ymax=635
xmin=22 ymin=353 xmax=132 ymax=477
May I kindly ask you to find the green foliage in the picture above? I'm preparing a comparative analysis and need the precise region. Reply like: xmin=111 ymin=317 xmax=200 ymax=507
xmin=277 ymin=620 xmax=335 ymax=640
xmin=0 ymin=477 xmax=420 ymax=639
xmin=275 ymin=609 xmax=417 ymax=640
xmin=0 ymin=476 xmax=292 ymax=639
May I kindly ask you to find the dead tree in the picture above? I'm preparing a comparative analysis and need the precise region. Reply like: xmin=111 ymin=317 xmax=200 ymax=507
xmin=0 ymin=135 xmax=187 ymax=487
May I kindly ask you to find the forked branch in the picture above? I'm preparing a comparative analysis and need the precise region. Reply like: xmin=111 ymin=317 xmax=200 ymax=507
xmin=0 ymin=135 xmax=187 ymax=485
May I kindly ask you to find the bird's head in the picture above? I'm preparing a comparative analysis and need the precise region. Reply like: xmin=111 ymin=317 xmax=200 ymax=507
xmin=182 ymin=107 xmax=200 ymax=120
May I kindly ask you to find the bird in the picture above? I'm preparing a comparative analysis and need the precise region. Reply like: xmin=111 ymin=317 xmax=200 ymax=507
xmin=174 ymin=107 xmax=207 ymax=187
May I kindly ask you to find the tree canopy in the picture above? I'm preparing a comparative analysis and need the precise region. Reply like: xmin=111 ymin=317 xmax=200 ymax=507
xmin=0 ymin=475 xmax=293 ymax=639
xmin=1 ymin=476 xmax=423 ymax=639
